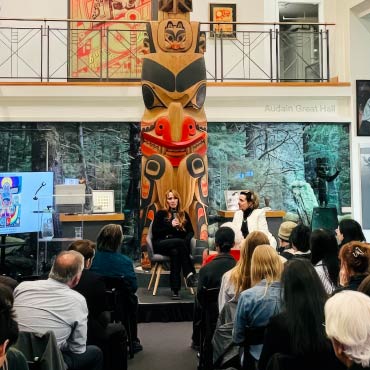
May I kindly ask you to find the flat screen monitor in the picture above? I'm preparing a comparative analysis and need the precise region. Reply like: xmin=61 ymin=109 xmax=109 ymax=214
xmin=0 ymin=171 xmax=54 ymax=234
xmin=54 ymin=184 xmax=86 ymax=205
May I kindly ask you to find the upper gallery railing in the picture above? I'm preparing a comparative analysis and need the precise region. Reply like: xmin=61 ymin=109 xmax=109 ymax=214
xmin=0 ymin=18 xmax=334 ymax=83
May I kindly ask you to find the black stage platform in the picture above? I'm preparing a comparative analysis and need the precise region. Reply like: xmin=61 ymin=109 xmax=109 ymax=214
xmin=136 ymin=267 xmax=195 ymax=323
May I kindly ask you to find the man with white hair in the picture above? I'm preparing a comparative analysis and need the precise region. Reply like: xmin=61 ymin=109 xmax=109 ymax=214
xmin=325 ymin=290 xmax=370 ymax=369
xmin=14 ymin=250 xmax=103 ymax=370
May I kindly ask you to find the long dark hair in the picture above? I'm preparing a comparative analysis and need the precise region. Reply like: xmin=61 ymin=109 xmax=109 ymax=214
xmin=282 ymin=259 xmax=329 ymax=356
xmin=310 ymin=229 xmax=339 ymax=287
xmin=339 ymin=219 xmax=366 ymax=246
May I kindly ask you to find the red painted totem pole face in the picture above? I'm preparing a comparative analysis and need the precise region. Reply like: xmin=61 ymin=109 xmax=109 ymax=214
xmin=141 ymin=58 xmax=207 ymax=167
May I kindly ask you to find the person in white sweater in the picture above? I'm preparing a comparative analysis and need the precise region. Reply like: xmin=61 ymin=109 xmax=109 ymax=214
xmin=232 ymin=190 xmax=276 ymax=248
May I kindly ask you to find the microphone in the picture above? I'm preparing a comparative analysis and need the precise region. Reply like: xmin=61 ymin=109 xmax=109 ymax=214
xmin=170 ymin=209 xmax=177 ymax=220
xmin=33 ymin=182 xmax=46 ymax=200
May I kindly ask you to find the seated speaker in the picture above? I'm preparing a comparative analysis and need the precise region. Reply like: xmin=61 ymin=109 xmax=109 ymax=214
xmin=311 ymin=207 xmax=338 ymax=231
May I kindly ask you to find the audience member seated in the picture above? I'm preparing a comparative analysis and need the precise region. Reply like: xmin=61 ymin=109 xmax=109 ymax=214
xmin=336 ymin=219 xmax=366 ymax=248
xmin=311 ymin=228 xmax=340 ymax=294
xmin=13 ymin=251 xmax=103 ymax=370
xmin=358 ymin=274 xmax=370 ymax=296
xmin=192 ymin=227 xmax=237 ymax=351
xmin=0 ymin=276 xmax=18 ymax=291
xmin=68 ymin=240 xmax=127 ymax=369
xmin=197 ymin=226 xmax=237 ymax=297
xmin=90 ymin=224 xmax=142 ymax=353
xmin=280 ymin=224 xmax=311 ymax=260
xmin=334 ymin=241 xmax=370 ymax=293
xmin=259 ymin=259 xmax=344 ymax=370
xmin=202 ymin=222 xmax=244 ymax=265
xmin=232 ymin=190 xmax=277 ymax=248
xmin=325 ymin=291 xmax=370 ymax=369
xmin=212 ymin=236 xmax=272 ymax=369
xmin=151 ymin=189 xmax=198 ymax=300
xmin=276 ymin=221 xmax=297 ymax=255
xmin=0 ymin=284 xmax=28 ymax=370
xmin=91 ymin=224 xmax=137 ymax=292
xmin=233 ymin=245 xmax=283 ymax=365
xmin=218 ymin=231 xmax=269 ymax=313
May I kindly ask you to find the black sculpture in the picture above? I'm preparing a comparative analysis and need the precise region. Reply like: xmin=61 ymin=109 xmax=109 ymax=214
xmin=315 ymin=157 xmax=340 ymax=207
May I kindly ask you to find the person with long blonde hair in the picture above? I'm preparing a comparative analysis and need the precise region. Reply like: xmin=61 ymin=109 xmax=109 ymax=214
xmin=152 ymin=189 xmax=197 ymax=299
xmin=218 ymin=231 xmax=269 ymax=312
xmin=233 ymin=245 xmax=283 ymax=363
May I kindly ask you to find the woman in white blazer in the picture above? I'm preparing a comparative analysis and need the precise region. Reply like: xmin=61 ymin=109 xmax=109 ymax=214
xmin=232 ymin=190 xmax=277 ymax=248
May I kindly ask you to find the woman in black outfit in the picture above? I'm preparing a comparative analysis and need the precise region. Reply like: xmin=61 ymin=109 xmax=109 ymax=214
xmin=258 ymin=259 xmax=345 ymax=370
xmin=152 ymin=189 xmax=197 ymax=299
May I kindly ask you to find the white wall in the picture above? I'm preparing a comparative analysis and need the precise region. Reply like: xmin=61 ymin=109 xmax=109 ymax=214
xmin=348 ymin=7 xmax=370 ymax=239
xmin=0 ymin=0 xmax=67 ymax=19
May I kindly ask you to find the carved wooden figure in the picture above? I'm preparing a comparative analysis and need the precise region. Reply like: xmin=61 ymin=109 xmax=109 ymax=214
xmin=140 ymin=0 xmax=208 ymax=266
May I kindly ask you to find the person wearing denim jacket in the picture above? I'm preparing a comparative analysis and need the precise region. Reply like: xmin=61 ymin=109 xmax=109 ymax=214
xmin=233 ymin=280 xmax=282 ymax=360
xmin=232 ymin=245 xmax=283 ymax=362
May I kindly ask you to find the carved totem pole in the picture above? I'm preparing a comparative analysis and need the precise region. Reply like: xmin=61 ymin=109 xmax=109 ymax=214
xmin=140 ymin=0 xmax=208 ymax=266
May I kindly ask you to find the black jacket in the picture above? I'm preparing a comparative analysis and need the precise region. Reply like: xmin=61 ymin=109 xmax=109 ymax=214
xmin=152 ymin=210 xmax=194 ymax=245
xmin=333 ymin=274 xmax=369 ymax=294
xmin=197 ymin=253 xmax=236 ymax=298
xmin=259 ymin=312 xmax=345 ymax=370
xmin=73 ymin=270 xmax=108 ymax=344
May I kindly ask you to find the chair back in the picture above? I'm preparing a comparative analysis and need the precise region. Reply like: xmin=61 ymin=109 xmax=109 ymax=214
xmin=198 ymin=287 xmax=220 ymax=370
xmin=266 ymin=353 xmax=300 ymax=370
xmin=146 ymin=222 xmax=155 ymax=260
xmin=14 ymin=331 xmax=66 ymax=370
xmin=242 ymin=326 xmax=266 ymax=370
xmin=145 ymin=222 xmax=171 ymax=264
xmin=102 ymin=275 xmax=135 ymax=358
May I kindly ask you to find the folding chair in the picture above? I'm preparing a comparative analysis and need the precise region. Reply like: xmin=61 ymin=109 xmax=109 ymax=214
xmin=242 ymin=326 xmax=266 ymax=370
xmin=197 ymin=287 xmax=220 ymax=370
xmin=102 ymin=275 xmax=136 ymax=359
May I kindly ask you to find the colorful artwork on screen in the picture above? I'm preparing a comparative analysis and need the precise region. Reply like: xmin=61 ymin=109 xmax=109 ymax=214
xmin=0 ymin=176 xmax=21 ymax=229
xmin=69 ymin=0 xmax=152 ymax=79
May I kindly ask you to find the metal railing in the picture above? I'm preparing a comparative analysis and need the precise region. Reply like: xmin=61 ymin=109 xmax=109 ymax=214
xmin=0 ymin=18 xmax=333 ymax=82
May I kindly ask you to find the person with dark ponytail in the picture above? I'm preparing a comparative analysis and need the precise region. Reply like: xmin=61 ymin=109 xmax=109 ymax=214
xmin=197 ymin=226 xmax=237 ymax=296
xmin=0 ymin=284 xmax=28 ymax=370
xmin=192 ymin=227 xmax=237 ymax=357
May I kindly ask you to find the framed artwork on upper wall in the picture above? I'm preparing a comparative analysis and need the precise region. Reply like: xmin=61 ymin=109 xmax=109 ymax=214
xmin=209 ymin=3 xmax=237 ymax=38
xmin=68 ymin=0 xmax=154 ymax=80
xmin=356 ymin=80 xmax=370 ymax=136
